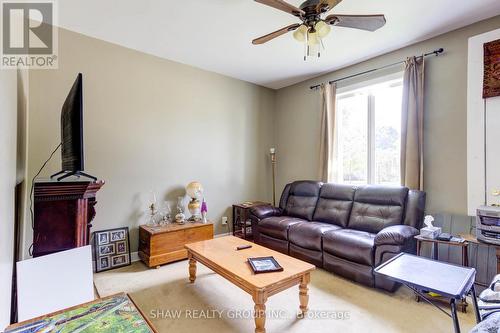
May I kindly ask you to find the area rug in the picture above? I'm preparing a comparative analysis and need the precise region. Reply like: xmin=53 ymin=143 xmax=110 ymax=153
xmin=94 ymin=260 xmax=476 ymax=333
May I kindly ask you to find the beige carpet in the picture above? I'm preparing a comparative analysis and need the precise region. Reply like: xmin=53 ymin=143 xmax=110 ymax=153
xmin=94 ymin=260 xmax=475 ymax=333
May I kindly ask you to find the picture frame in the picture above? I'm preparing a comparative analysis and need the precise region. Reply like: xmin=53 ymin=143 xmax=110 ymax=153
xmin=247 ymin=256 xmax=284 ymax=274
xmin=93 ymin=227 xmax=131 ymax=272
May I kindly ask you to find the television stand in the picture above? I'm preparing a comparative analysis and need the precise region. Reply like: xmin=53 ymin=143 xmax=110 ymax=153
xmin=33 ymin=180 xmax=104 ymax=257
xmin=50 ymin=170 xmax=97 ymax=182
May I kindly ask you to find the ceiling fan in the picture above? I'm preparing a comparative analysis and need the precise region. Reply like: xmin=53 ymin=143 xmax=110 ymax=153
xmin=252 ymin=0 xmax=386 ymax=59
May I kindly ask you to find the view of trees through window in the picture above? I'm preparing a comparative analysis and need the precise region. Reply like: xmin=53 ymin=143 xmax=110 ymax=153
xmin=335 ymin=77 xmax=402 ymax=186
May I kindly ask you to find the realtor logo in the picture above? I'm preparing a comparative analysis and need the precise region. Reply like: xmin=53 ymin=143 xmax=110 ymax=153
xmin=1 ymin=0 xmax=58 ymax=69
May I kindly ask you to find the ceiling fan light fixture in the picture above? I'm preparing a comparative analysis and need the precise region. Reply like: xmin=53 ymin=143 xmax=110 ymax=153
xmin=307 ymin=31 xmax=319 ymax=46
xmin=315 ymin=20 xmax=331 ymax=38
xmin=293 ymin=24 xmax=308 ymax=42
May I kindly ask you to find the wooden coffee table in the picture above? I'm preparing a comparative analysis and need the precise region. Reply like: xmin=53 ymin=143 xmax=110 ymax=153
xmin=185 ymin=236 xmax=315 ymax=333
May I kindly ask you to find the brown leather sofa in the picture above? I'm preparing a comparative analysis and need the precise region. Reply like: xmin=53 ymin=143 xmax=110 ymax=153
xmin=250 ymin=180 xmax=426 ymax=291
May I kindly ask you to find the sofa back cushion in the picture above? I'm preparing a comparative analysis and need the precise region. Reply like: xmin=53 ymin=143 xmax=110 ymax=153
xmin=312 ymin=184 xmax=356 ymax=227
xmin=283 ymin=181 xmax=321 ymax=221
xmin=348 ymin=185 xmax=409 ymax=233
xmin=404 ymin=190 xmax=426 ymax=229
xmin=279 ymin=183 xmax=292 ymax=210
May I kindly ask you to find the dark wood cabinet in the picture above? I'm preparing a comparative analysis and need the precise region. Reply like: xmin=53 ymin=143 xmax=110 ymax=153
xmin=33 ymin=180 xmax=104 ymax=257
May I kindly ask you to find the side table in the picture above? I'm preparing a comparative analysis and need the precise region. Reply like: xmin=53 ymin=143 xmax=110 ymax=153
xmin=232 ymin=201 xmax=269 ymax=240
xmin=415 ymin=235 xmax=469 ymax=312
xmin=459 ymin=233 xmax=500 ymax=275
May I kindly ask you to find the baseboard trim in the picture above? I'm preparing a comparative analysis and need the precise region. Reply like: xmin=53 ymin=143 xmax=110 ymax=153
xmin=131 ymin=251 xmax=140 ymax=262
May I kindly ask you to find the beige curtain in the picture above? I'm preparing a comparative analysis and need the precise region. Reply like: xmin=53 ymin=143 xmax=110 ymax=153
xmin=319 ymin=83 xmax=337 ymax=182
xmin=401 ymin=56 xmax=425 ymax=190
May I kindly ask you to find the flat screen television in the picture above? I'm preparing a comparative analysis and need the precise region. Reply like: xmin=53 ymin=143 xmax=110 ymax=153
xmin=51 ymin=73 xmax=96 ymax=181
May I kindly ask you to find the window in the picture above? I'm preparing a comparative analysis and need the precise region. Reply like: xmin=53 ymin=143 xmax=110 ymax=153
xmin=334 ymin=75 xmax=403 ymax=186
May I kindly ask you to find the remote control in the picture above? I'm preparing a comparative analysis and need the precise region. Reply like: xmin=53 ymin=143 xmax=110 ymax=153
xmin=236 ymin=245 xmax=252 ymax=251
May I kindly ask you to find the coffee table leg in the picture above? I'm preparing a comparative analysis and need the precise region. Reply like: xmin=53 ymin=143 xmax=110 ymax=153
xmin=188 ymin=254 xmax=197 ymax=283
xmin=299 ymin=273 xmax=310 ymax=315
xmin=253 ymin=291 xmax=267 ymax=333
xmin=450 ymin=298 xmax=460 ymax=333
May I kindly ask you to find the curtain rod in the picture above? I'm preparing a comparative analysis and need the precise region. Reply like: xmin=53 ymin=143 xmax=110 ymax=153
xmin=309 ymin=48 xmax=444 ymax=90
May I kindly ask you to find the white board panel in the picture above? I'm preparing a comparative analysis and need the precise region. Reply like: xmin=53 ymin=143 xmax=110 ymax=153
xmin=486 ymin=96 xmax=500 ymax=206
xmin=467 ymin=28 xmax=500 ymax=215
xmin=16 ymin=246 xmax=94 ymax=321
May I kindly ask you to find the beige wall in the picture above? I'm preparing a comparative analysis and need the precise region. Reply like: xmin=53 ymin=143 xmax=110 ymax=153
xmin=275 ymin=15 xmax=500 ymax=216
xmin=0 ymin=70 xmax=17 ymax=328
xmin=22 ymin=16 xmax=500 ymax=259
xmin=24 ymin=27 xmax=276 ymax=257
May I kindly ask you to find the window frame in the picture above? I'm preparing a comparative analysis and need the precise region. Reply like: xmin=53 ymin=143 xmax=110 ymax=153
xmin=334 ymin=72 xmax=404 ymax=185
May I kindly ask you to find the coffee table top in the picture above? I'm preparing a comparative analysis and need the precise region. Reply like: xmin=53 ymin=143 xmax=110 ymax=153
xmin=185 ymin=236 xmax=315 ymax=290
xmin=374 ymin=253 xmax=476 ymax=299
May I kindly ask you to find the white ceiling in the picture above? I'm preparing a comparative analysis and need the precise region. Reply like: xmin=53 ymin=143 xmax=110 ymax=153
xmin=57 ymin=0 xmax=500 ymax=89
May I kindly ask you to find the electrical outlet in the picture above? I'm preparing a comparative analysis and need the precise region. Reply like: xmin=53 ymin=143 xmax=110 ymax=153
xmin=222 ymin=216 xmax=228 ymax=225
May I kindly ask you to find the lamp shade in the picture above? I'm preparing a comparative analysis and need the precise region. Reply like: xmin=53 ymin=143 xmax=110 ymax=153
xmin=186 ymin=181 xmax=203 ymax=200
xmin=315 ymin=21 xmax=331 ymax=38
xmin=307 ymin=31 xmax=319 ymax=46
xmin=293 ymin=25 xmax=308 ymax=42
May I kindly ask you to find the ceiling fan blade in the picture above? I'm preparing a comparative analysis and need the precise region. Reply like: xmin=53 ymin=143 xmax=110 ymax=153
xmin=255 ymin=0 xmax=305 ymax=17
xmin=325 ymin=14 xmax=386 ymax=31
xmin=252 ymin=23 xmax=301 ymax=45
xmin=317 ymin=0 xmax=343 ymax=12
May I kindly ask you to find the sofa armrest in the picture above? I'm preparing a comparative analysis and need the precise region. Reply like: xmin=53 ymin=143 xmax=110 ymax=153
xmin=375 ymin=225 xmax=419 ymax=246
xmin=249 ymin=205 xmax=282 ymax=220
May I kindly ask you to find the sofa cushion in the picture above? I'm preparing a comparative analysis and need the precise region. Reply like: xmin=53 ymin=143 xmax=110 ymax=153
xmin=323 ymin=229 xmax=376 ymax=266
xmin=258 ymin=216 xmax=304 ymax=240
xmin=289 ymin=222 xmax=341 ymax=251
xmin=312 ymin=184 xmax=356 ymax=227
xmin=347 ymin=185 xmax=409 ymax=234
xmin=283 ymin=181 xmax=321 ymax=221
xmin=279 ymin=183 xmax=292 ymax=210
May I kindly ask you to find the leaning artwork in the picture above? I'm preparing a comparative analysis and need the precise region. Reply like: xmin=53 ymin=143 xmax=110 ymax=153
xmin=4 ymin=294 xmax=154 ymax=333
xmin=483 ymin=39 xmax=500 ymax=98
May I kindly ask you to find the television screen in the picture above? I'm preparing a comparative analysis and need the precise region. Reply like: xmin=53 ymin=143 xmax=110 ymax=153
xmin=61 ymin=73 xmax=83 ymax=172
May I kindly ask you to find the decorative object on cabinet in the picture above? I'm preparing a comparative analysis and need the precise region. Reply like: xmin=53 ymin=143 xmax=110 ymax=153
xmin=175 ymin=196 xmax=186 ymax=224
xmin=139 ymin=222 xmax=213 ymax=268
xmin=93 ymin=227 xmax=131 ymax=272
xmin=146 ymin=191 xmax=160 ymax=226
xmin=160 ymin=200 xmax=172 ymax=224
xmin=32 ymin=180 xmax=104 ymax=257
xmin=201 ymin=198 xmax=208 ymax=223
xmin=483 ymin=39 xmax=500 ymax=98
xmin=186 ymin=181 xmax=204 ymax=221
xmin=232 ymin=201 xmax=270 ymax=240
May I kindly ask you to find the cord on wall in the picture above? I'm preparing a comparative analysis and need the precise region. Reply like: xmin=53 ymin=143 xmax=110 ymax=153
xmin=484 ymin=100 xmax=487 ymax=205
xmin=28 ymin=143 xmax=61 ymax=256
